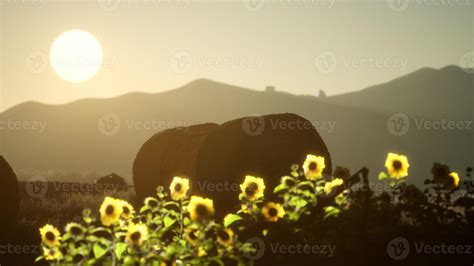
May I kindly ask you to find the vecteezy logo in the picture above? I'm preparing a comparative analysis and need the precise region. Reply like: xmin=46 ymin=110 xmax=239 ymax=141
xmin=98 ymin=113 xmax=121 ymax=136
xmin=242 ymin=0 xmax=265 ymax=11
xmin=97 ymin=0 xmax=121 ymax=12
xmin=387 ymin=113 xmax=410 ymax=136
xmin=25 ymin=175 xmax=48 ymax=199
xmin=386 ymin=237 xmax=410 ymax=260
xmin=387 ymin=0 xmax=410 ymax=12
xmin=243 ymin=237 xmax=265 ymax=260
xmin=314 ymin=51 xmax=337 ymax=74
xmin=25 ymin=51 xmax=48 ymax=74
xmin=242 ymin=114 xmax=265 ymax=136
xmin=170 ymin=51 xmax=193 ymax=74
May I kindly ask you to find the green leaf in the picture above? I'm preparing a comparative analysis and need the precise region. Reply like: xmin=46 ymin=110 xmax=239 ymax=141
xmin=323 ymin=206 xmax=341 ymax=219
xmin=140 ymin=205 xmax=150 ymax=213
xmin=289 ymin=197 xmax=308 ymax=209
xmin=183 ymin=217 xmax=191 ymax=226
xmin=164 ymin=215 xmax=176 ymax=228
xmin=298 ymin=181 xmax=314 ymax=188
xmin=273 ymin=184 xmax=287 ymax=194
xmin=114 ymin=242 xmax=128 ymax=260
xmin=223 ymin=214 xmax=243 ymax=227
xmin=163 ymin=201 xmax=180 ymax=208
xmin=34 ymin=256 xmax=44 ymax=263
xmin=93 ymin=243 xmax=108 ymax=259
xmin=378 ymin=172 xmax=388 ymax=180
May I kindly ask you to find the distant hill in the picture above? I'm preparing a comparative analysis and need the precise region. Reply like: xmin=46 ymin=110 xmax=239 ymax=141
xmin=0 ymin=66 xmax=472 ymax=186
xmin=321 ymin=65 xmax=473 ymax=120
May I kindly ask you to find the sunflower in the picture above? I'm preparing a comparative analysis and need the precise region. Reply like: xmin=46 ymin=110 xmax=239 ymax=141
xmin=303 ymin=154 xmax=326 ymax=180
xmin=184 ymin=227 xmax=200 ymax=246
xmin=126 ymin=223 xmax=149 ymax=247
xmin=99 ymin=197 xmax=123 ymax=226
xmin=39 ymin=224 xmax=61 ymax=247
xmin=262 ymin=202 xmax=285 ymax=222
xmin=118 ymin=199 xmax=135 ymax=219
xmin=144 ymin=197 xmax=159 ymax=208
xmin=448 ymin=172 xmax=460 ymax=189
xmin=188 ymin=196 xmax=215 ymax=222
xmin=169 ymin=176 xmax=190 ymax=201
xmin=43 ymin=246 xmax=63 ymax=261
xmin=217 ymin=228 xmax=234 ymax=247
xmin=64 ymin=223 xmax=84 ymax=238
xmin=384 ymin=153 xmax=409 ymax=179
xmin=324 ymin=178 xmax=344 ymax=196
xmin=240 ymin=175 xmax=265 ymax=201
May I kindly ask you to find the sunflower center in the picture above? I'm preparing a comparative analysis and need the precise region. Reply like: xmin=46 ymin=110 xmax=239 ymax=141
xmin=268 ymin=207 xmax=278 ymax=217
xmin=309 ymin=162 xmax=317 ymax=171
xmin=174 ymin=183 xmax=182 ymax=192
xmin=392 ymin=160 xmax=402 ymax=170
xmin=245 ymin=182 xmax=258 ymax=196
xmin=45 ymin=232 xmax=55 ymax=241
xmin=196 ymin=204 xmax=208 ymax=216
xmin=105 ymin=205 xmax=115 ymax=215
xmin=131 ymin=231 xmax=141 ymax=242
xmin=218 ymin=231 xmax=230 ymax=241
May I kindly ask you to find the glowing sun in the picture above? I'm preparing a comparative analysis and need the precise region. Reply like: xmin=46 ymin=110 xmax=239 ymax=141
xmin=50 ymin=30 xmax=103 ymax=83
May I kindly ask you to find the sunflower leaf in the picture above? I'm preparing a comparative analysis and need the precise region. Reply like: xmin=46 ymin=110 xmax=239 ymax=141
xmin=93 ymin=243 xmax=108 ymax=259
xmin=114 ymin=242 xmax=128 ymax=260
xmin=378 ymin=172 xmax=388 ymax=180
xmin=164 ymin=215 xmax=176 ymax=228
xmin=273 ymin=184 xmax=287 ymax=194
xmin=224 ymin=214 xmax=243 ymax=227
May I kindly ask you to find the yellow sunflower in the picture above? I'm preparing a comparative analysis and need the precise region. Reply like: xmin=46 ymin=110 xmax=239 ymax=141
xmin=126 ymin=223 xmax=149 ymax=247
xmin=188 ymin=196 xmax=215 ymax=222
xmin=303 ymin=154 xmax=326 ymax=180
xmin=217 ymin=228 xmax=234 ymax=247
xmin=99 ymin=197 xmax=123 ymax=226
xmin=118 ymin=199 xmax=135 ymax=219
xmin=64 ymin=223 xmax=84 ymax=237
xmin=169 ymin=176 xmax=190 ymax=201
xmin=324 ymin=178 xmax=344 ymax=196
xmin=262 ymin=202 xmax=285 ymax=222
xmin=384 ymin=153 xmax=410 ymax=179
xmin=144 ymin=197 xmax=159 ymax=209
xmin=448 ymin=172 xmax=460 ymax=189
xmin=43 ymin=246 xmax=63 ymax=261
xmin=39 ymin=224 xmax=61 ymax=247
xmin=240 ymin=175 xmax=265 ymax=201
xmin=184 ymin=227 xmax=200 ymax=246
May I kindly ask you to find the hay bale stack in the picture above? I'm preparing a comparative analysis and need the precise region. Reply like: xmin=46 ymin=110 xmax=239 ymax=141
xmin=133 ymin=123 xmax=219 ymax=200
xmin=0 ymin=156 xmax=20 ymax=230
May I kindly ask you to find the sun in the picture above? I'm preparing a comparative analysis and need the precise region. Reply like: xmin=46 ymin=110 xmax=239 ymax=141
xmin=50 ymin=30 xmax=103 ymax=83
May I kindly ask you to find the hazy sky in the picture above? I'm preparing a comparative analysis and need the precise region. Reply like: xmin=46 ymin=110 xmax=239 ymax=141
xmin=1 ymin=0 xmax=473 ymax=111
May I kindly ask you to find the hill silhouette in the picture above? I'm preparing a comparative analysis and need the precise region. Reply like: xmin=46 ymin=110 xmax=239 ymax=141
xmin=322 ymin=65 xmax=473 ymax=120
xmin=0 ymin=66 xmax=472 ymax=185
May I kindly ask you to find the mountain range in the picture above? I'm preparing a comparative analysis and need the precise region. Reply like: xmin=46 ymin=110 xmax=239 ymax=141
xmin=0 ymin=65 xmax=472 ymax=186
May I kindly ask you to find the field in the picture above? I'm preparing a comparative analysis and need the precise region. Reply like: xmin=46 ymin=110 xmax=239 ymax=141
xmin=2 ymin=161 xmax=474 ymax=266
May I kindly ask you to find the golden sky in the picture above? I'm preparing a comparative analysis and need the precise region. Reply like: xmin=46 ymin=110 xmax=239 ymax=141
xmin=1 ymin=0 xmax=473 ymax=111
